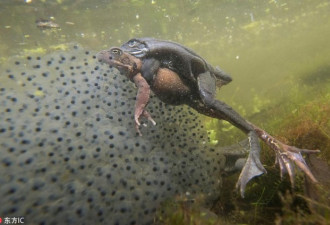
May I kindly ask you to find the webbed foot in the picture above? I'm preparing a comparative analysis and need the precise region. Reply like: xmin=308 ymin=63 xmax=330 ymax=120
xmin=272 ymin=140 xmax=318 ymax=185
xmin=135 ymin=110 xmax=156 ymax=136
xmin=253 ymin=125 xmax=319 ymax=187
xmin=236 ymin=131 xmax=267 ymax=197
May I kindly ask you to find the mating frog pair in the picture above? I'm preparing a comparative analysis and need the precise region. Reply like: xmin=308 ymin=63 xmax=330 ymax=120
xmin=97 ymin=38 xmax=319 ymax=197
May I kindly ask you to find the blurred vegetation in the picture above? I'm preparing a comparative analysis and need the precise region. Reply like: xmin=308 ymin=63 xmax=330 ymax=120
xmin=156 ymin=92 xmax=330 ymax=224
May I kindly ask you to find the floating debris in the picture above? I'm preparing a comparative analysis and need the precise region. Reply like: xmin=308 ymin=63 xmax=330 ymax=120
xmin=36 ymin=18 xmax=60 ymax=29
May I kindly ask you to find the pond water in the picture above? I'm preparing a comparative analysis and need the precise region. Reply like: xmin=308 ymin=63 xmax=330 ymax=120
xmin=0 ymin=0 xmax=329 ymax=224
xmin=1 ymin=0 xmax=329 ymax=116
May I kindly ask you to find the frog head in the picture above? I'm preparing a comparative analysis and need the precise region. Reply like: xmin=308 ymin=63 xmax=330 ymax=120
xmin=121 ymin=38 xmax=149 ymax=57
xmin=97 ymin=47 xmax=142 ymax=79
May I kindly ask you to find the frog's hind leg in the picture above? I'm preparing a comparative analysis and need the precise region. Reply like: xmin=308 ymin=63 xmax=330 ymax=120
xmin=195 ymin=71 xmax=266 ymax=197
xmin=195 ymin=72 xmax=319 ymax=197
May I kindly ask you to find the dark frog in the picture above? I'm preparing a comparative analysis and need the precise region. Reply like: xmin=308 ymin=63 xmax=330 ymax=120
xmin=98 ymin=38 xmax=320 ymax=197
xmin=121 ymin=37 xmax=233 ymax=90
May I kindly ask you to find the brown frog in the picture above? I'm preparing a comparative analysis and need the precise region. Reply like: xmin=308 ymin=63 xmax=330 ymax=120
xmin=97 ymin=47 xmax=156 ymax=136
xmin=97 ymin=46 xmax=319 ymax=197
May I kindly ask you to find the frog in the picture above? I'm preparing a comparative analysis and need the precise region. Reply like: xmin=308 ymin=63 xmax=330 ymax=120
xmin=97 ymin=41 xmax=320 ymax=197
xmin=120 ymin=37 xmax=233 ymax=90
xmin=97 ymin=47 xmax=156 ymax=136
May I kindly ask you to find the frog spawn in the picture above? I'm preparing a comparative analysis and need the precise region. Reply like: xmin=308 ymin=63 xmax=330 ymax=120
xmin=0 ymin=45 xmax=225 ymax=225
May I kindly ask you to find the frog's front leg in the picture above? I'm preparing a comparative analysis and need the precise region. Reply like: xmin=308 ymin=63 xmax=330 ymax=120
xmin=132 ymin=73 xmax=156 ymax=136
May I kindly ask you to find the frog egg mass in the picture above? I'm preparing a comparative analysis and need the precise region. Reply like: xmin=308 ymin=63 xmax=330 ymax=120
xmin=0 ymin=45 xmax=224 ymax=225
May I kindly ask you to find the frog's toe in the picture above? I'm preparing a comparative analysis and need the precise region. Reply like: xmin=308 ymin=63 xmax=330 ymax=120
xmin=135 ymin=123 xmax=143 ymax=136
xmin=134 ymin=115 xmax=143 ymax=136
xmin=148 ymin=117 xmax=156 ymax=126
xmin=142 ymin=111 xmax=156 ymax=126
xmin=274 ymin=143 xmax=319 ymax=186
xmin=252 ymin=125 xmax=319 ymax=188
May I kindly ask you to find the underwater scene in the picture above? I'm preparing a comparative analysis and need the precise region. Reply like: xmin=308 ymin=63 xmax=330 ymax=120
xmin=0 ymin=0 xmax=329 ymax=225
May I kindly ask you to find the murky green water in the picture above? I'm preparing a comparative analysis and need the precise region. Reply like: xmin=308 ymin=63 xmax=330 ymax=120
xmin=1 ymin=1 xmax=329 ymax=224
xmin=1 ymin=0 xmax=329 ymax=146
xmin=1 ymin=0 xmax=329 ymax=116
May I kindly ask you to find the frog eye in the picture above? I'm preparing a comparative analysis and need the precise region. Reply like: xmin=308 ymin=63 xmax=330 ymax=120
xmin=111 ymin=48 xmax=122 ymax=55
xmin=128 ymin=40 xmax=137 ymax=47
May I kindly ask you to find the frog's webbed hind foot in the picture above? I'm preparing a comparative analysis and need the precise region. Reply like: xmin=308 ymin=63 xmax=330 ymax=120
xmin=252 ymin=125 xmax=319 ymax=186
xmin=236 ymin=131 xmax=267 ymax=197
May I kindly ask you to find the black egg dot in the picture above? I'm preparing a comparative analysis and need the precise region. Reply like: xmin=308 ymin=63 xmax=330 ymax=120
xmin=2 ymin=158 xmax=12 ymax=167
xmin=21 ymin=139 xmax=30 ymax=145
xmin=8 ymin=187 xmax=16 ymax=194
xmin=120 ymin=208 xmax=127 ymax=213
